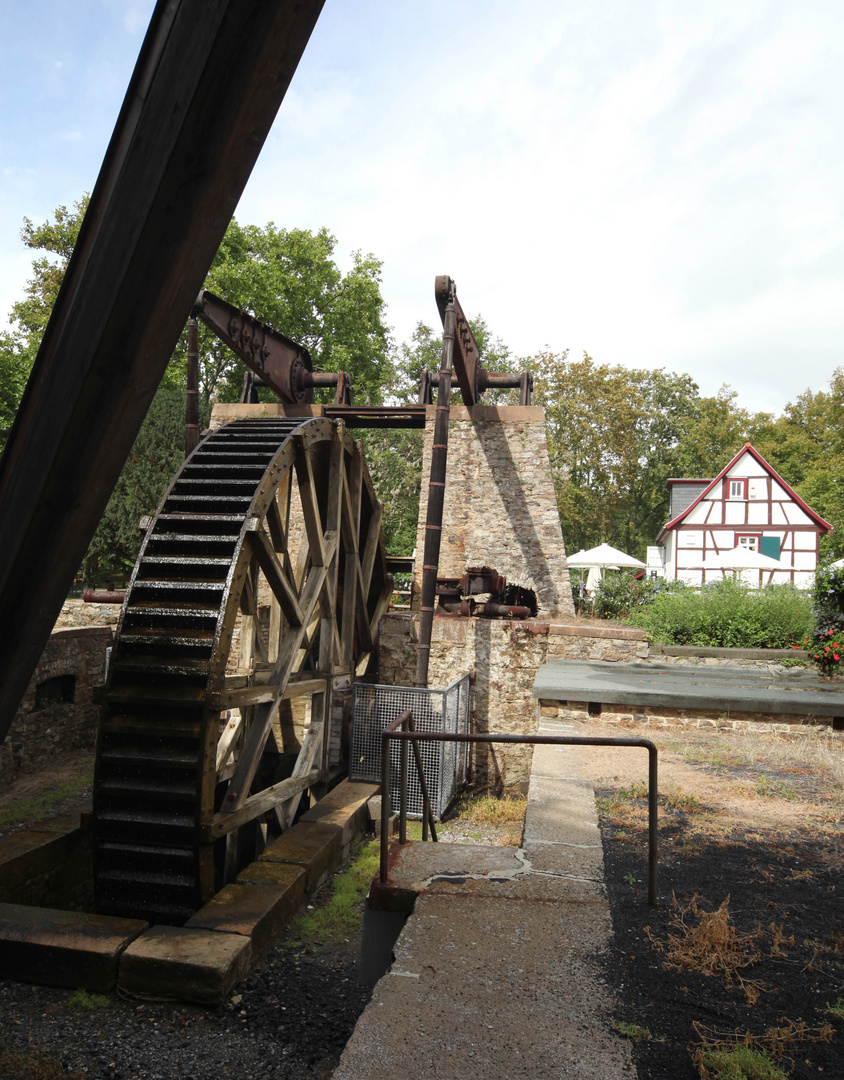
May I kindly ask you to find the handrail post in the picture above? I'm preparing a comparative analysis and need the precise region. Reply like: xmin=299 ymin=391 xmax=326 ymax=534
xmin=399 ymin=720 xmax=408 ymax=845
xmin=377 ymin=728 xmax=657 ymax=905
xmin=379 ymin=728 xmax=391 ymax=883
xmin=648 ymin=743 xmax=658 ymax=906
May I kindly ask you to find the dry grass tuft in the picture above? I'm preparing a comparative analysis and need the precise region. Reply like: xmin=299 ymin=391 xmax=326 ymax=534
xmin=648 ymin=894 xmax=765 ymax=1003
xmin=456 ymin=790 xmax=526 ymax=826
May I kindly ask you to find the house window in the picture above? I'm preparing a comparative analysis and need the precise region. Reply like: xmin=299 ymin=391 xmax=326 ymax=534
xmin=728 ymin=479 xmax=747 ymax=500
xmin=736 ymin=534 xmax=760 ymax=552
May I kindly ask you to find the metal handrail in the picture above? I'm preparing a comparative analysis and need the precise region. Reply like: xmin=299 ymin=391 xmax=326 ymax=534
xmin=379 ymin=728 xmax=659 ymax=906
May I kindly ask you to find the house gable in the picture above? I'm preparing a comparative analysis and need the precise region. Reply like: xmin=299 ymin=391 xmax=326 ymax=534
xmin=654 ymin=443 xmax=830 ymax=588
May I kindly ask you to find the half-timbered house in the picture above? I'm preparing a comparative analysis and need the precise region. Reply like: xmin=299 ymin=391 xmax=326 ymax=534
xmin=650 ymin=443 xmax=830 ymax=588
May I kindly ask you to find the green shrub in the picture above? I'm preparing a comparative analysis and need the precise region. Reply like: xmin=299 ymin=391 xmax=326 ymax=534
xmin=589 ymin=573 xmax=684 ymax=620
xmin=627 ymin=578 xmax=812 ymax=649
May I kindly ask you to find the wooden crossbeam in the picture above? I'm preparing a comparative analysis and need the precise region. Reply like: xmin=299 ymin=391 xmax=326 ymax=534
xmin=204 ymin=769 xmax=320 ymax=841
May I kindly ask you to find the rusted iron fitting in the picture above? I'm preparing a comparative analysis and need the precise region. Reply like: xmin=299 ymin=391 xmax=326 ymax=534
xmin=83 ymin=589 xmax=126 ymax=604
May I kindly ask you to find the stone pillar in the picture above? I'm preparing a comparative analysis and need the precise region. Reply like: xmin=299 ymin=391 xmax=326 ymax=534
xmin=413 ymin=405 xmax=574 ymax=619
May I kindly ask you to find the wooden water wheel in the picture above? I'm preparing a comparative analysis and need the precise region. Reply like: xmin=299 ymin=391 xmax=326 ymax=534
xmin=92 ymin=416 xmax=391 ymax=924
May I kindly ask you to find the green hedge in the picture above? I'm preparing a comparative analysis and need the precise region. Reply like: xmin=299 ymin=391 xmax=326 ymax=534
xmin=625 ymin=578 xmax=812 ymax=649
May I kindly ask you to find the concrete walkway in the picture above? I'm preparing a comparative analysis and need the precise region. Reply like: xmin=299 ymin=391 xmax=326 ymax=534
xmin=334 ymin=719 xmax=636 ymax=1080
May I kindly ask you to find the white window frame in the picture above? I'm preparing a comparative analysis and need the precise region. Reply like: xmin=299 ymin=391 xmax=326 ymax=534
xmin=727 ymin=479 xmax=747 ymax=500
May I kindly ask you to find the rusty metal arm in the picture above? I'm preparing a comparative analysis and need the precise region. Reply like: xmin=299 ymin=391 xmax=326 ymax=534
xmin=194 ymin=288 xmax=346 ymax=406
xmin=433 ymin=276 xmax=532 ymax=405
xmin=0 ymin=0 xmax=326 ymax=743
xmin=435 ymin=275 xmax=483 ymax=405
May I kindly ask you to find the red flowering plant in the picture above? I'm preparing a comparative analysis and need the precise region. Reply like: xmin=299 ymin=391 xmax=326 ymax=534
xmin=809 ymin=557 xmax=844 ymax=677
xmin=808 ymin=617 xmax=843 ymax=676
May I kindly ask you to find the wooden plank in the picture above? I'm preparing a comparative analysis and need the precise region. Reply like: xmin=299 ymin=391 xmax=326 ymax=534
xmin=359 ymin=502 xmax=383 ymax=596
xmin=216 ymin=711 xmax=244 ymax=773
xmin=277 ymin=716 xmax=325 ymax=829
xmin=342 ymin=551 xmax=358 ymax=667
xmin=266 ymin=475 xmax=288 ymax=553
xmin=348 ymin=450 xmax=363 ymax=539
xmin=203 ymin=770 xmax=320 ymax=840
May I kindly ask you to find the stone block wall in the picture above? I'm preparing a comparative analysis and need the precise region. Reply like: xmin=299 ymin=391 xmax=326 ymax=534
xmin=1 ymin=626 xmax=113 ymax=783
xmin=413 ymin=406 xmax=575 ymax=619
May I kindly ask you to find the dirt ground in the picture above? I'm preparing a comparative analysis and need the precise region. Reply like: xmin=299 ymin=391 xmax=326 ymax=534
xmin=567 ymin=721 xmax=844 ymax=1080
xmin=1 ymin=726 xmax=843 ymax=1079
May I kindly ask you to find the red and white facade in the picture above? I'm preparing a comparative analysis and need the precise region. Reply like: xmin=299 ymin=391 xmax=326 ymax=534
xmin=652 ymin=444 xmax=831 ymax=588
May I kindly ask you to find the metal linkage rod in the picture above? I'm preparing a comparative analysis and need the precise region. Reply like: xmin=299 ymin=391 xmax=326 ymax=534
xmin=415 ymin=298 xmax=456 ymax=688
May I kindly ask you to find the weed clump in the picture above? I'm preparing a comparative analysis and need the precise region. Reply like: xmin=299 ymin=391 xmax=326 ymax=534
xmin=691 ymin=1020 xmax=833 ymax=1078
xmin=455 ymin=790 xmax=526 ymax=826
xmin=694 ymin=1043 xmax=787 ymax=1080
xmin=0 ymin=1044 xmax=84 ymax=1079
xmin=648 ymin=894 xmax=764 ymax=1002
xmin=286 ymin=840 xmax=379 ymax=949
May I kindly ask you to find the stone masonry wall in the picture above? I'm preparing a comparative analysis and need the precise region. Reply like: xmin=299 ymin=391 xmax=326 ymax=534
xmin=413 ymin=406 xmax=575 ymax=619
xmin=537 ymin=699 xmax=833 ymax=736
xmin=1 ymin=625 xmax=114 ymax=783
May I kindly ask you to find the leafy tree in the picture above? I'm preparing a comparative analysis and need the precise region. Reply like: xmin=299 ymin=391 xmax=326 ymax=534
xmin=527 ymin=351 xmax=699 ymax=556
xmin=1 ymin=202 xmax=395 ymax=576
xmin=0 ymin=198 xmax=90 ymax=453
xmin=759 ymin=368 xmax=844 ymax=557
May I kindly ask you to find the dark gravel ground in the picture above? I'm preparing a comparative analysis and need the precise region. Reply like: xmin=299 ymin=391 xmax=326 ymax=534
xmin=0 ymin=937 xmax=372 ymax=1080
xmin=599 ymin=789 xmax=844 ymax=1079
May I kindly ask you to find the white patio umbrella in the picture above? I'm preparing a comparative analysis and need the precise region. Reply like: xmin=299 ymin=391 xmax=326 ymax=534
xmin=566 ymin=543 xmax=646 ymax=570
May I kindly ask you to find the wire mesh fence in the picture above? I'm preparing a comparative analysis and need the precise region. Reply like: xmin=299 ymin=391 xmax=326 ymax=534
xmin=351 ymin=674 xmax=471 ymax=818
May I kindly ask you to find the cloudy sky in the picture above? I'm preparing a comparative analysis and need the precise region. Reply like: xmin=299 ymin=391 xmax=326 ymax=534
xmin=2 ymin=0 xmax=843 ymax=414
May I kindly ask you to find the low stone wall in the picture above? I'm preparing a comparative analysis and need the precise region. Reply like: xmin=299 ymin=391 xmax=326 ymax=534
xmin=1 ymin=625 xmax=113 ymax=783
xmin=378 ymin=614 xmax=649 ymax=787
xmin=0 ymin=814 xmax=94 ymax=910
xmin=538 ymin=699 xmax=830 ymax=736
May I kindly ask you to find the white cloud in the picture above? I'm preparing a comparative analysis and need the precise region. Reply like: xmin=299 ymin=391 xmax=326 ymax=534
xmin=3 ymin=0 xmax=844 ymax=416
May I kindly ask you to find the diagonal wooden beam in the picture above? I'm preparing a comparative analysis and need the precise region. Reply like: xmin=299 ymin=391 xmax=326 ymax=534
xmin=0 ymin=0 xmax=326 ymax=744
xmin=247 ymin=520 xmax=304 ymax=626
xmin=294 ymin=437 xmax=327 ymax=567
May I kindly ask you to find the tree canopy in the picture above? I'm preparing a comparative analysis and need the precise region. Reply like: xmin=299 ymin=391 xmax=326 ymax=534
xmin=2 ymin=195 xmax=841 ymax=579
xmin=1 ymin=201 xmax=393 ymax=579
